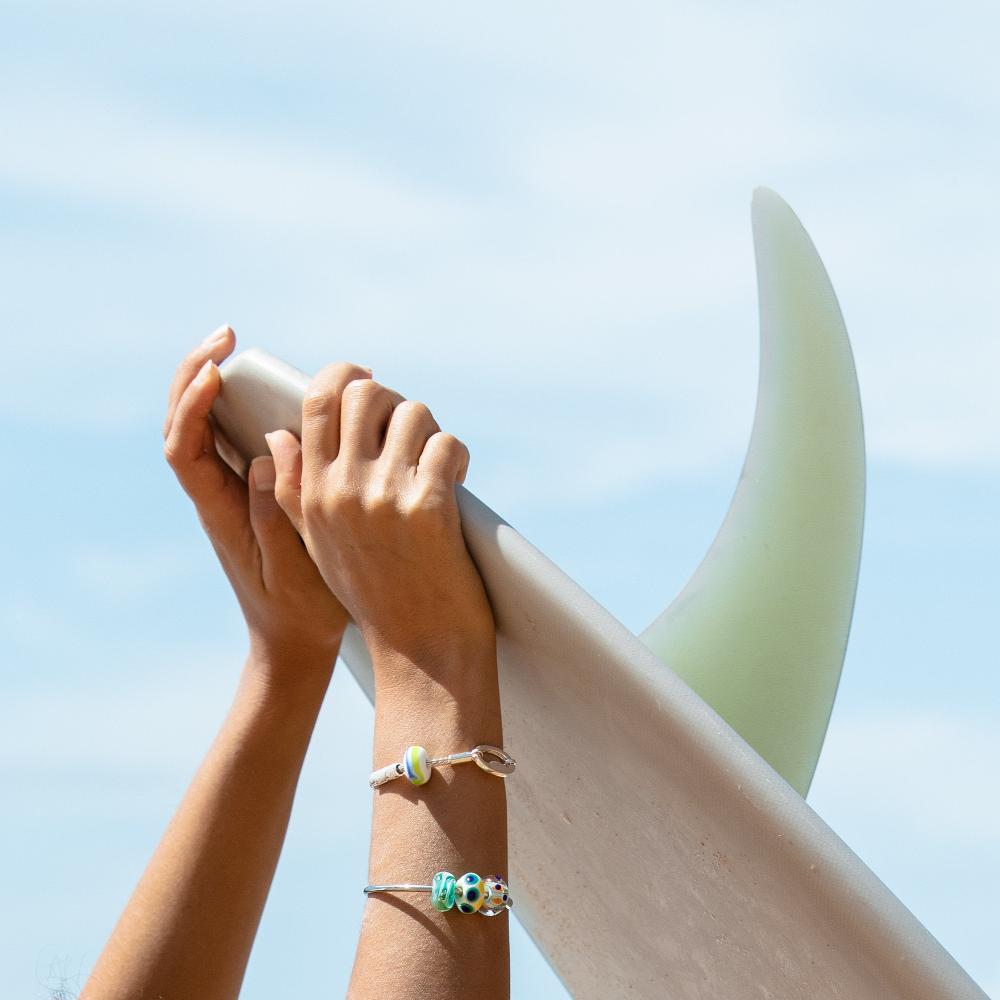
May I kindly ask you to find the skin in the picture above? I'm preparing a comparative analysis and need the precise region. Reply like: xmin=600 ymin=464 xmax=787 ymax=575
xmin=269 ymin=369 xmax=508 ymax=999
xmin=81 ymin=327 xmax=509 ymax=1000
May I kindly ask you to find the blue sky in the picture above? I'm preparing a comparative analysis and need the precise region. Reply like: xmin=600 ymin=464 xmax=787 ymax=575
xmin=1 ymin=2 xmax=997 ymax=997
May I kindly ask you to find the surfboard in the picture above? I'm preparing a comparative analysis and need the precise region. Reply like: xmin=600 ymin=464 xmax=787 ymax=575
xmin=211 ymin=188 xmax=987 ymax=999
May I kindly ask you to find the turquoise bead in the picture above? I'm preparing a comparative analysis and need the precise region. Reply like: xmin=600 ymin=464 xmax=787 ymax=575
xmin=431 ymin=871 xmax=456 ymax=912
xmin=455 ymin=872 xmax=485 ymax=913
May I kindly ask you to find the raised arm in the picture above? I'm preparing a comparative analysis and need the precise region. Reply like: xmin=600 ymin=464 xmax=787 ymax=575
xmin=82 ymin=329 xmax=361 ymax=1000
xmin=268 ymin=371 xmax=509 ymax=999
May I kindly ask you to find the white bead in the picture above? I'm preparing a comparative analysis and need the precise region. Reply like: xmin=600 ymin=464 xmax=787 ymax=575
xmin=403 ymin=745 xmax=432 ymax=785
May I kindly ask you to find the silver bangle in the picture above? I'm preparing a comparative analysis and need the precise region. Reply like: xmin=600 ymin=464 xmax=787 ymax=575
xmin=368 ymin=744 xmax=516 ymax=789
xmin=365 ymin=872 xmax=513 ymax=916
xmin=364 ymin=882 xmax=432 ymax=893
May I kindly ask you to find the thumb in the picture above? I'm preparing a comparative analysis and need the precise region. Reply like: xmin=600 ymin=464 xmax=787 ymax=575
xmin=264 ymin=430 xmax=305 ymax=535
xmin=247 ymin=456 xmax=305 ymax=584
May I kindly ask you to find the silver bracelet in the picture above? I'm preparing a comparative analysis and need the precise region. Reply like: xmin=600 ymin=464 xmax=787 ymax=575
xmin=364 ymin=871 xmax=512 ymax=916
xmin=368 ymin=744 xmax=516 ymax=789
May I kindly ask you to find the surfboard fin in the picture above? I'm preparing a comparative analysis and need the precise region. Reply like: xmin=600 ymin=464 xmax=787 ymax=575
xmin=639 ymin=187 xmax=865 ymax=798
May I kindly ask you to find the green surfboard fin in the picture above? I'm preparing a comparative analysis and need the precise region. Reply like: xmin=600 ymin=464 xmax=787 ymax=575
xmin=639 ymin=187 xmax=866 ymax=797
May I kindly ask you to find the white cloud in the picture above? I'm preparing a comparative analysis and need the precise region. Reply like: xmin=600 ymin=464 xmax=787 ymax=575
xmin=1 ymin=0 xmax=997 ymax=485
xmin=0 ymin=89 xmax=467 ymax=240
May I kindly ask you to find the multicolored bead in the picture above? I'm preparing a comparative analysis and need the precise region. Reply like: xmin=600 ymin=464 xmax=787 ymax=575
xmin=402 ymin=745 xmax=431 ymax=786
xmin=455 ymin=872 xmax=485 ymax=913
xmin=480 ymin=875 xmax=512 ymax=916
xmin=431 ymin=871 xmax=456 ymax=911
xmin=484 ymin=876 xmax=509 ymax=908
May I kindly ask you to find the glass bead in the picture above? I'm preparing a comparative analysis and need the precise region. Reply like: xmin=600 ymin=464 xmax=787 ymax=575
xmin=431 ymin=871 xmax=456 ymax=912
xmin=403 ymin=745 xmax=431 ymax=786
xmin=455 ymin=872 xmax=485 ymax=913
xmin=480 ymin=876 xmax=513 ymax=916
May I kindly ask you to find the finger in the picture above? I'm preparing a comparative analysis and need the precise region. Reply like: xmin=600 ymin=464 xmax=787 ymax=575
xmin=265 ymin=429 xmax=305 ymax=535
xmin=416 ymin=431 xmax=470 ymax=486
xmin=163 ymin=325 xmax=235 ymax=439
xmin=301 ymin=362 xmax=374 ymax=478
xmin=164 ymin=360 xmax=249 ymax=539
xmin=381 ymin=399 xmax=440 ymax=471
xmin=339 ymin=379 xmax=407 ymax=461
xmin=247 ymin=456 xmax=308 ymax=589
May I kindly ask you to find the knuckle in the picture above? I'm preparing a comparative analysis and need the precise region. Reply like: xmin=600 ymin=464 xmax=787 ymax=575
xmin=299 ymin=470 xmax=325 ymax=513
xmin=395 ymin=399 xmax=438 ymax=429
xmin=163 ymin=438 xmax=182 ymax=469
xmin=272 ymin=473 xmax=295 ymax=507
xmin=397 ymin=399 xmax=431 ymax=420
xmin=363 ymin=489 xmax=398 ymax=519
xmin=302 ymin=362 xmax=365 ymax=413
xmin=330 ymin=360 xmax=370 ymax=382
xmin=336 ymin=478 xmax=364 ymax=506
xmin=434 ymin=431 xmax=466 ymax=456
xmin=313 ymin=472 xmax=360 ymax=514
xmin=343 ymin=376 xmax=380 ymax=400
xmin=308 ymin=361 xmax=349 ymax=392
xmin=364 ymin=468 xmax=396 ymax=503
xmin=405 ymin=483 xmax=452 ymax=518
xmin=302 ymin=389 xmax=332 ymax=420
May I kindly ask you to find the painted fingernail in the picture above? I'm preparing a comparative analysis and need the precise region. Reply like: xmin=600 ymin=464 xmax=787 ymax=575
xmin=251 ymin=456 xmax=276 ymax=492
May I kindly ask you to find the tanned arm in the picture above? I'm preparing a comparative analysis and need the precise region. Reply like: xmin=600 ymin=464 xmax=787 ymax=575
xmin=82 ymin=330 xmax=365 ymax=999
xmin=268 ymin=367 xmax=509 ymax=1000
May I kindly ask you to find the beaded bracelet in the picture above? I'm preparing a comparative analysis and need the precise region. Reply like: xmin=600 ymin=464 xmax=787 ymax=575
xmin=368 ymin=744 xmax=516 ymax=789
xmin=364 ymin=872 xmax=512 ymax=916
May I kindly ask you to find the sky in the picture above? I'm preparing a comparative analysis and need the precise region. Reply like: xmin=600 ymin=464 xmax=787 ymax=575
xmin=0 ymin=1 xmax=997 ymax=997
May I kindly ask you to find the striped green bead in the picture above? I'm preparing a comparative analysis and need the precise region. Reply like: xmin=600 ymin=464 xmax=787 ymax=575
xmin=431 ymin=872 xmax=456 ymax=912
xmin=402 ymin=745 xmax=432 ymax=786
xmin=455 ymin=872 xmax=485 ymax=913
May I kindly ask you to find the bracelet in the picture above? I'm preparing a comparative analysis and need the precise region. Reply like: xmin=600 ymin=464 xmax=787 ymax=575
xmin=368 ymin=744 xmax=516 ymax=789
xmin=364 ymin=871 xmax=512 ymax=916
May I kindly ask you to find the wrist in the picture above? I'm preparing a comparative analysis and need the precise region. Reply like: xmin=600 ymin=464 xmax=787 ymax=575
xmin=368 ymin=626 xmax=496 ymax=676
xmin=218 ymin=664 xmax=329 ymax=775
xmin=371 ymin=645 xmax=503 ymax=763
xmin=371 ymin=641 xmax=499 ymax=702
xmin=243 ymin=633 xmax=341 ymax=707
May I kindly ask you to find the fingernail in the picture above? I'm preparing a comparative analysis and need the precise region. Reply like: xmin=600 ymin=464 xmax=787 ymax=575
xmin=194 ymin=359 xmax=215 ymax=386
xmin=264 ymin=431 xmax=278 ymax=456
xmin=251 ymin=456 xmax=276 ymax=492
xmin=202 ymin=325 xmax=231 ymax=348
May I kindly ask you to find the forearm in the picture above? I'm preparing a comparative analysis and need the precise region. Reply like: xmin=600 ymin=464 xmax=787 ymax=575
xmin=348 ymin=641 xmax=509 ymax=1000
xmin=82 ymin=645 xmax=337 ymax=1000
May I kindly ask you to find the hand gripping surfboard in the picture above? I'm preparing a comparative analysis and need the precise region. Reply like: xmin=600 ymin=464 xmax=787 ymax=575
xmin=210 ymin=188 xmax=987 ymax=1000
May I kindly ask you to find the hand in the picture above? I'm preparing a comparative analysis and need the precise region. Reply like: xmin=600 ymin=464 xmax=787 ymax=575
xmin=162 ymin=328 xmax=351 ymax=685
xmin=266 ymin=365 xmax=496 ymax=677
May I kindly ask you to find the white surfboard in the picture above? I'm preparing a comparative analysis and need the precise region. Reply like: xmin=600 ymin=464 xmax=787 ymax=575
xmin=211 ymin=188 xmax=987 ymax=999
